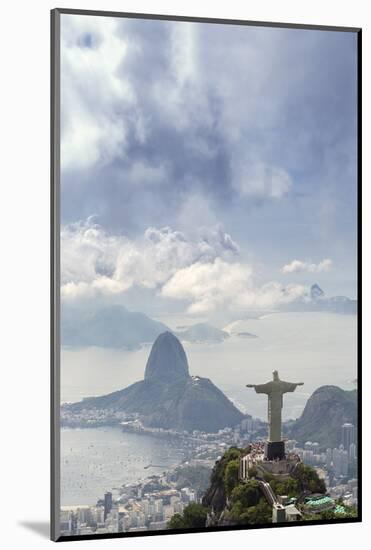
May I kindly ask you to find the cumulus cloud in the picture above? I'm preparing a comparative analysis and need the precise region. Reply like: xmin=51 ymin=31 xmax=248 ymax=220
xmin=281 ymin=258 xmax=333 ymax=274
xmin=61 ymin=218 xmax=306 ymax=313
xmin=162 ymin=259 xmax=305 ymax=314
xmin=61 ymin=218 xmax=239 ymax=300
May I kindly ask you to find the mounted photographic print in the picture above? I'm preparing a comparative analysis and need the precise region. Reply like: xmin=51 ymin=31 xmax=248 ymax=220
xmin=51 ymin=8 xmax=361 ymax=541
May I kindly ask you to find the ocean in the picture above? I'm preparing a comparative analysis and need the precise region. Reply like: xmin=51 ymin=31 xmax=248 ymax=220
xmin=61 ymin=427 xmax=185 ymax=506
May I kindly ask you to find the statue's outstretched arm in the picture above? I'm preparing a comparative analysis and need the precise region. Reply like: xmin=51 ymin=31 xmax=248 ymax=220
xmin=282 ymin=381 xmax=304 ymax=393
xmin=246 ymin=382 xmax=271 ymax=394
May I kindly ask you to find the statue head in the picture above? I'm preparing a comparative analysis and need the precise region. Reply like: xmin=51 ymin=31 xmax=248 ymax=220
xmin=273 ymin=370 xmax=280 ymax=381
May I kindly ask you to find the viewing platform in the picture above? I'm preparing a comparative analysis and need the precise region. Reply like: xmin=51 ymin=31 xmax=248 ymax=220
xmin=239 ymin=442 xmax=301 ymax=480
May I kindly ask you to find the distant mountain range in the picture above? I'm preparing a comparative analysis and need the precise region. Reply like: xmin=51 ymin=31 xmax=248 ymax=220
xmin=63 ymin=332 xmax=244 ymax=432
xmin=282 ymin=284 xmax=357 ymax=315
xmin=61 ymin=305 xmax=229 ymax=350
xmin=289 ymin=385 xmax=357 ymax=448
xmin=61 ymin=283 xmax=355 ymax=351
xmin=61 ymin=305 xmax=169 ymax=350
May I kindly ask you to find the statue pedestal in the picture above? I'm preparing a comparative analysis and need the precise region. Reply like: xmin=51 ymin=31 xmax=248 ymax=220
xmin=239 ymin=443 xmax=300 ymax=481
xmin=265 ymin=441 xmax=285 ymax=460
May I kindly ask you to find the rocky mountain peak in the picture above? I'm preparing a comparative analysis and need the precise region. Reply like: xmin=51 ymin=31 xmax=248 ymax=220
xmin=144 ymin=331 xmax=190 ymax=382
xmin=310 ymin=283 xmax=325 ymax=301
xmin=65 ymin=331 xmax=244 ymax=432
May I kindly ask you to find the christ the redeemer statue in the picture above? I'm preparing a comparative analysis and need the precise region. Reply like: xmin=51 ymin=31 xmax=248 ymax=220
xmin=246 ymin=370 xmax=303 ymax=460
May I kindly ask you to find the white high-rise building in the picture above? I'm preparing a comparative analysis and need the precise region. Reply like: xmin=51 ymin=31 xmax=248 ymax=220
xmin=349 ymin=442 xmax=357 ymax=460
xmin=155 ymin=499 xmax=164 ymax=516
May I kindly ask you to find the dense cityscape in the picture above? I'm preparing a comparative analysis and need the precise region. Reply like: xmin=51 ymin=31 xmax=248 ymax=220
xmin=60 ymin=419 xmax=357 ymax=536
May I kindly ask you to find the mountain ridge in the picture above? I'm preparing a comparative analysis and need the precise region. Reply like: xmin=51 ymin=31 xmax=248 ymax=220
xmin=61 ymin=304 xmax=169 ymax=350
xmin=289 ymin=385 xmax=357 ymax=447
xmin=64 ymin=332 xmax=244 ymax=432
xmin=62 ymin=305 xmax=230 ymax=350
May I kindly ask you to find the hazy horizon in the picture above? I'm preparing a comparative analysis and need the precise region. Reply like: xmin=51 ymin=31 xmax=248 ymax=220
xmin=61 ymin=310 xmax=357 ymax=421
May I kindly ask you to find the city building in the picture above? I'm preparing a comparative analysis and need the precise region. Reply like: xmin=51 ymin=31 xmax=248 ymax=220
xmin=60 ymin=510 xmax=73 ymax=535
xmin=332 ymin=445 xmax=349 ymax=477
xmin=104 ymin=492 xmax=113 ymax=520
xmin=60 ymin=415 xmax=358 ymax=536
xmin=349 ymin=442 xmax=357 ymax=461
xmin=341 ymin=423 xmax=355 ymax=451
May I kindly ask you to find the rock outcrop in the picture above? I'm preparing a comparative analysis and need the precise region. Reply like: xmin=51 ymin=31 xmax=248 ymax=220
xmin=65 ymin=332 xmax=244 ymax=432
xmin=290 ymin=385 xmax=357 ymax=448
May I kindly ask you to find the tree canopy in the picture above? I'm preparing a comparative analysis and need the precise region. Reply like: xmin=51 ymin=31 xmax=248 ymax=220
xmin=167 ymin=503 xmax=208 ymax=530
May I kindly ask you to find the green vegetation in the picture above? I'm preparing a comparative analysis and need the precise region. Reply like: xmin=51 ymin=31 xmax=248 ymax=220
xmin=228 ymin=498 xmax=272 ymax=525
xmin=167 ymin=503 xmax=208 ymax=529
xmin=259 ymin=463 xmax=325 ymax=498
xmin=172 ymin=446 xmax=357 ymax=530
xmin=218 ymin=447 xmax=244 ymax=483
xmin=226 ymin=480 xmax=271 ymax=525
xmin=303 ymin=510 xmax=335 ymax=521
xmin=239 ymin=500 xmax=272 ymax=524
xmin=231 ymin=480 xmax=261 ymax=507
xmin=269 ymin=477 xmax=300 ymax=498
xmin=224 ymin=459 xmax=240 ymax=495
xmin=291 ymin=463 xmax=326 ymax=494
xmin=203 ymin=446 xmax=272 ymax=525
xmin=303 ymin=501 xmax=358 ymax=521
xmin=334 ymin=504 xmax=358 ymax=518
xmin=204 ymin=447 xmax=244 ymax=499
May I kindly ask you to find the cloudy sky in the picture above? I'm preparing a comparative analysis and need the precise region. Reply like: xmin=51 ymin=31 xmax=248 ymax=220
xmin=60 ymin=14 xmax=358 ymax=319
